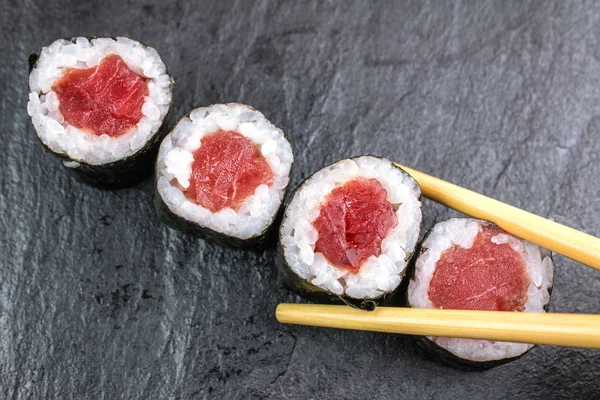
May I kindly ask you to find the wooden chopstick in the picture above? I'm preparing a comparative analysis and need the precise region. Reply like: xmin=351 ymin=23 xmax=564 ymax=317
xmin=276 ymin=304 xmax=600 ymax=349
xmin=395 ymin=163 xmax=600 ymax=271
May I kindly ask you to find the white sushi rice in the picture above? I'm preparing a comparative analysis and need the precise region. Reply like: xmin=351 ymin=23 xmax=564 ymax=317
xmin=280 ymin=156 xmax=422 ymax=299
xmin=27 ymin=37 xmax=172 ymax=165
xmin=156 ymin=103 xmax=293 ymax=240
xmin=408 ymin=218 xmax=554 ymax=363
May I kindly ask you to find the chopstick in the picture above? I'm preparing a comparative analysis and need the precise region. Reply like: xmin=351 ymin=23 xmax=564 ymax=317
xmin=395 ymin=163 xmax=600 ymax=271
xmin=276 ymin=304 xmax=600 ymax=349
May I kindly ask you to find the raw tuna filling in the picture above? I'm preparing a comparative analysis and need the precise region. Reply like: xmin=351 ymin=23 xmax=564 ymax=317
xmin=428 ymin=226 xmax=530 ymax=311
xmin=186 ymin=130 xmax=274 ymax=212
xmin=52 ymin=54 xmax=149 ymax=137
xmin=313 ymin=178 xmax=397 ymax=273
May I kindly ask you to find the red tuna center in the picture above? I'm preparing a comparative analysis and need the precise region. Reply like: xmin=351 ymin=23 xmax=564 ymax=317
xmin=52 ymin=54 xmax=149 ymax=137
xmin=428 ymin=226 xmax=530 ymax=311
xmin=313 ymin=178 xmax=398 ymax=273
xmin=186 ymin=130 xmax=274 ymax=212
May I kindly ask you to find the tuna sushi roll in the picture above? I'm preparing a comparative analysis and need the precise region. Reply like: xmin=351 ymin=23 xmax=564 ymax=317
xmin=27 ymin=37 xmax=173 ymax=187
xmin=155 ymin=103 xmax=294 ymax=248
xmin=279 ymin=156 xmax=422 ymax=310
xmin=407 ymin=218 xmax=554 ymax=370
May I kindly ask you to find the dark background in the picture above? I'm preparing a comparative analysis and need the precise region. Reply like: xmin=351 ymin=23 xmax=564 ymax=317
xmin=2 ymin=1 xmax=600 ymax=398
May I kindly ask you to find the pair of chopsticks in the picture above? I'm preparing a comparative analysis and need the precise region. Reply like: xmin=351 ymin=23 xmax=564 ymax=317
xmin=276 ymin=164 xmax=600 ymax=350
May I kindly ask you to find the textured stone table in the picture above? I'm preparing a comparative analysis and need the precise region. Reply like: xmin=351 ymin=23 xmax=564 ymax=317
xmin=1 ymin=1 xmax=599 ymax=398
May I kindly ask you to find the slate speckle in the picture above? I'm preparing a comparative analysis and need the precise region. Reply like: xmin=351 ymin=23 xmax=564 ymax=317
xmin=1 ymin=1 xmax=600 ymax=399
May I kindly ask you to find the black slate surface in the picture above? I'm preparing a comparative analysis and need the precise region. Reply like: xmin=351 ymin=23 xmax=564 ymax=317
xmin=2 ymin=1 xmax=600 ymax=398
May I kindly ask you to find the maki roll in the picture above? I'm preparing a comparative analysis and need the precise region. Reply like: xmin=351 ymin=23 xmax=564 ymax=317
xmin=279 ymin=156 xmax=422 ymax=310
xmin=27 ymin=37 xmax=173 ymax=187
xmin=155 ymin=103 xmax=294 ymax=248
xmin=407 ymin=218 xmax=554 ymax=370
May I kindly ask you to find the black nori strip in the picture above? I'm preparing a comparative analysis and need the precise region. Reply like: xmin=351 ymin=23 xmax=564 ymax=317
xmin=28 ymin=53 xmax=39 ymax=73
xmin=415 ymin=336 xmax=528 ymax=371
xmin=154 ymin=187 xmax=283 ymax=250
xmin=277 ymin=156 xmax=421 ymax=311
xmin=28 ymin=37 xmax=174 ymax=189
xmin=276 ymin=242 xmax=386 ymax=311
xmin=38 ymin=108 xmax=173 ymax=189
xmin=405 ymin=219 xmax=554 ymax=370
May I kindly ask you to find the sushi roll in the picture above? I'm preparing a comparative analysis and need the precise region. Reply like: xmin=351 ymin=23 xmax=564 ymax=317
xmin=407 ymin=218 xmax=554 ymax=370
xmin=279 ymin=156 xmax=422 ymax=310
xmin=27 ymin=37 xmax=173 ymax=187
xmin=155 ymin=103 xmax=294 ymax=248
